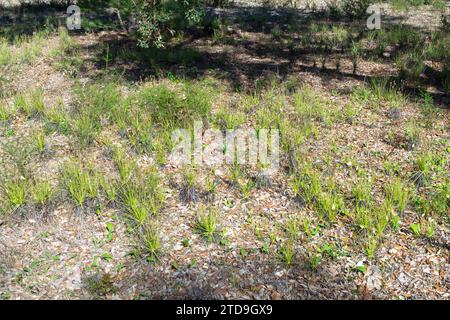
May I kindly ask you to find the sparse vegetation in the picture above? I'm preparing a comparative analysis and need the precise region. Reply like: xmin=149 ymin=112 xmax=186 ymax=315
xmin=0 ymin=0 xmax=448 ymax=300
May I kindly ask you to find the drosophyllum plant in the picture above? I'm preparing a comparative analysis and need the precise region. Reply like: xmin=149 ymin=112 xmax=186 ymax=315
xmin=139 ymin=225 xmax=161 ymax=262
xmin=195 ymin=205 xmax=220 ymax=243
xmin=180 ymin=167 xmax=199 ymax=203
xmin=30 ymin=178 xmax=54 ymax=207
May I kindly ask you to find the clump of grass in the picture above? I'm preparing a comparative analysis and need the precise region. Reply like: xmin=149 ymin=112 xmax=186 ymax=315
xmin=411 ymin=151 xmax=434 ymax=187
xmin=15 ymin=89 xmax=45 ymax=118
xmin=374 ymin=199 xmax=392 ymax=237
xmin=354 ymin=205 xmax=371 ymax=230
xmin=16 ymin=33 xmax=45 ymax=64
xmin=351 ymin=178 xmax=372 ymax=208
xmin=292 ymin=85 xmax=330 ymax=123
xmin=3 ymin=178 xmax=27 ymax=209
xmin=285 ymin=218 xmax=300 ymax=240
xmin=214 ymin=106 xmax=246 ymax=130
xmin=316 ymin=191 xmax=345 ymax=223
xmin=351 ymin=41 xmax=361 ymax=74
xmin=180 ymin=168 xmax=199 ymax=203
xmin=342 ymin=102 xmax=359 ymax=124
xmin=70 ymin=83 xmax=122 ymax=148
xmin=99 ymin=176 xmax=118 ymax=202
xmin=204 ymin=171 xmax=217 ymax=201
xmin=122 ymin=185 xmax=149 ymax=225
xmin=30 ymin=178 xmax=53 ymax=206
xmin=0 ymin=38 xmax=11 ymax=66
xmin=50 ymin=27 xmax=76 ymax=57
xmin=139 ymin=226 xmax=161 ymax=261
xmin=120 ymin=168 xmax=164 ymax=224
xmin=195 ymin=206 xmax=219 ymax=242
xmin=292 ymin=164 xmax=322 ymax=204
xmin=278 ymin=242 xmax=295 ymax=267
xmin=370 ymin=78 xmax=405 ymax=108
xmin=395 ymin=49 xmax=425 ymax=84
xmin=240 ymin=179 xmax=254 ymax=200
xmin=430 ymin=181 xmax=449 ymax=217
xmin=70 ymin=112 xmax=100 ymax=148
xmin=0 ymin=102 xmax=13 ymax=122
xmin=61 ymin=161 xmax=99 ymax=206
xmin=137 ymin=81 xmax=212 ymax=129
xmin=301 ymin=218 xmax=319 ymax=239
xmin=43 ymin=103 xmax=69 ymax=134
xmin=306 ymin=250 xmax=322 ymax=271
xmin=34 ymin=129 xmax=46 ymax=155
xmin=112 ymin=145 xmax=135 ymax=182
xmin=403 ymin=120 xmax=420 ymax=150
xmin=365 ymin=234 xmax=378 ymax=259
xmin=385 ymin=178 xmax=410 ymax=213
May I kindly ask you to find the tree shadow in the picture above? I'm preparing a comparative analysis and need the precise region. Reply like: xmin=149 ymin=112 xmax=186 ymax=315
xmin=1 ymin=2 xmax=448 ymax=106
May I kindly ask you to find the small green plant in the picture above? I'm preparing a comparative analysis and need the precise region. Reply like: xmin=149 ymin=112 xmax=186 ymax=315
xmin=4 ymin=179 xmax=27 ymax=208
xmin=229 ymin=164 xmax=242 ymax=186
xmin=260 ymin=242 xmax=270 ymax=254
xmin=0 ymin=102 xmax=12 ymax=122
xmin=16 ymin=89 xmax=45 ymax=118
xmin=219 ymin=228 xmax=229 ymax=246
xmin=365 ymin=234 xmax=378 ymax=259
xmin=70 ymin=112 xmax=99 ymax=148
xmin=61 ymin=161 xmax=99 ymax=206
xmin=410 ymin=223 xmax=421 ymax=236
xmin=391 ymin=214 xmax=401 ymax=231
xmin=141 ymin=226 xmax=161 ymax=261
xmin=122 ymin=186 xmax=149 ymax=225
xmin=352 ymin=178 xmax=372 ymax=208
xmin=385 ymin=178 xmax=410 ymax=213
xmin=430 ymin=181 xmax=449 ymax=216
xmin=395 ymin=49 xmax=425 ymax=84
xmin=180 ymin=168 xmax=198 ymax=202
xmin=195 ymin=207 xmax=219 ymax=242
xmin=241 ymin=179 xmax=254 ymax=200
xmin=271 ymin=25 xmax=282 ymax=39
xmin=403 ymin=120 xmax=420 ymax=150
xmin=302 ymin=218 xmax=319 ymax=238
xmin=285 ymin=218 xmax=300 ymax=240
xmin=112 ymin=146 xmax=135 ymax=182
xmin=342 ymin=102 xmax=359 ymax=124
xmin=99 ymin=177 xmax=117 ymax=202
xmin=292 ymin=166 xmax=322 ymax=204
xmin=316 ymin=191 xmax=345 ymax=223
xmin=306 ymin=251 xmax=322 ymax=271
xmin=43 ymin=104 xmax=69 ymax=134
xmin=214 ymin=107 xmax=246 ymax=130
xmin=412 ymin=152 xmax=434 ymax=187
xmin=426 ymin=219 xmax=436 ymax=238
xmin=182 ymin=238 xmax=190 ymax=247
xmin=374 ymin=199 xmax=392 ymax=236
xmin=30 ymin=179 xmax=53 ymax=206
xmin=35 ymin=130 xmax=46 ymax=154
xmin=205 ymin=173 xmax=217 ymax=197
xmin=106 ymin=222 xmax=114 ymax=242
xmin=318 ymin=243 xmax=337 ymax=259
xmin=278 ymin=242 xmax=295 ymax=267
xmin=354 ymin=205 xmax=371 ymax=230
